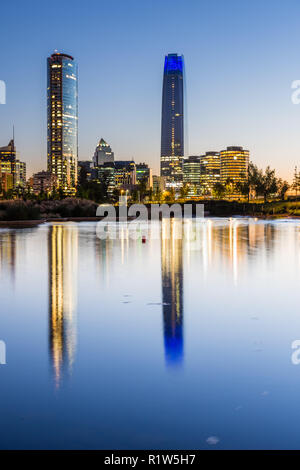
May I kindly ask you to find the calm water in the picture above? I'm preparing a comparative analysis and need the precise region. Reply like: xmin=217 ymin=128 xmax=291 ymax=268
xmin=1 ymin=218 xmax=300 ymax=449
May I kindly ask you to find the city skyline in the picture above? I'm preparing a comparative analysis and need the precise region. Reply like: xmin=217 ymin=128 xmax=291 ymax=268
xmin=2 ymin=0 xmax=300 ymax=182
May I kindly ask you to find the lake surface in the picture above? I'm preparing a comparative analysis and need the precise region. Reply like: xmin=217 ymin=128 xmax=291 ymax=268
xmin=1 ymin=218 xmax=300 ymax=449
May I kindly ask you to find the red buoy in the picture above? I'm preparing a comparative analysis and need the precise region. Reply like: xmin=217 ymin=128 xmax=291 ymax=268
xmin=142 ymin=236 xmax=146 ymax=243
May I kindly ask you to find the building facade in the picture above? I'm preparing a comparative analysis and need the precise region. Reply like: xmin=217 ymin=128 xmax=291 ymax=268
xmin=33 ymin=171 xmax=58 ymax=195
xmin=14 ymin=160 xmax=26 ymax=188
xmin=160 ymin=54 xmax=184 ymax=188
xmin=183 ymin=156 xmax=201 ymax=197
xmin=0 ymin=172 xmax=13 ymax=194
xmin=47 ymin=52 xmax=78 ymax=195
xmin=97 ymin=162 xmax=115 ymax=195
xmin=200 ymin=151 xmax=221 ymax=195
xmin=114 ymin=161 xmax=136 ymax=188
xmin=0 ymin=140 xmax=16 ymax=163
xmin=220 ymin=146 xmax=249 ymax=185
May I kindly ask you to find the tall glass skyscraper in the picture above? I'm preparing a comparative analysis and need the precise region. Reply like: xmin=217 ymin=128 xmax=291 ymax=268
xmin=47 ymin=52 xmax=78 ymax=194
xmin=160 ymin=53 xmax=184 ymax=187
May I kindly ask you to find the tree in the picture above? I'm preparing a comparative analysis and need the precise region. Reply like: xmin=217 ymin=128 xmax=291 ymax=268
xmin=292 ymin=167 xmax=300 ymax=199
xmin=246 ymin=163 xmax=278 ymax=202
xmin=236 ymin=180 xmax=250 ymax=200
xmin=137 ymin=176 xmax=148 ymax=202
xmin=261 ymin=166 xmax=278 ymax=202
xmin=154 ymin=188 xmax=162 ymax=202
xmin=179 ymin=183 xmax=189 ymax=200
xmin=277 ymin=179 xmax=289 ymax=200
xmin=212 ymin=182 xmax=226 ymax=199
xmin=225 ymin=178 xmax=234 ymax=197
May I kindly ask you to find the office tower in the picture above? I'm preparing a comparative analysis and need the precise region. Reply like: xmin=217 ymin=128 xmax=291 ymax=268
xmin=0 ymin=139 xmax=26 ymax=189
xmin=47 ymin=52 xmax=78 ymax=195
xmin=183 ymin=156 xmax=201 ymax=197
xmin=160 ymin=53 xmax=184 ymax=188
xmin=114 ymin=161 xmax=136 ymax=188
xmin=14 ymin=160 xmax=26 ymax=187
xmin=220 ymin=146 xmax=249 ymax=185
xmin=135 ymin=163 xmax=153 ymax=188
xmin=92 ymin=138 xmax=114 ymax=167
xmin=200 ymin=151 xmax=221 ymax=195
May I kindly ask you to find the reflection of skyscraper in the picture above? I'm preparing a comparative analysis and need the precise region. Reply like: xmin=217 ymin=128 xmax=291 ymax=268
xmin=0 ymin=231 xmax=16 ymax=279
xmin=161 ymin=219 xmax=184 ymax=366
xmin=47 ymin=52 xmax=78 ymax=195
xmin=160 ymin=54 xmax=184 ymax=188
xmin=48 ymin=224 xmax=78 ymax=387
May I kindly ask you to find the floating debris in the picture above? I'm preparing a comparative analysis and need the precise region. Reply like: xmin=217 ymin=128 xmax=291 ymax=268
xmin=206 ymin=436 xmax=220 ymax=445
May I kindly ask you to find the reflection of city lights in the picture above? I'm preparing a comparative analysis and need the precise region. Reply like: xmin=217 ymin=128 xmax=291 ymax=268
xmin=49 ymin=224 xmax=78 ymax=387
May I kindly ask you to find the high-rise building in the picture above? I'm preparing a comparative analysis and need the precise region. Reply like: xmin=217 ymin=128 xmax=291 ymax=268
xmin=0 ymin=139 xmax=16 ymax=162
xmin=183 ymin=156 xmax=201 ymax=197
xmin=136 ymin=163 xmax=153 ymax=188
xmin=114 ymin=161 xmax=136 ymax=188
xmin=200 ymin=151 xmax=221 ymax=195
xmin=0 ymin=139 xmax=26 ymax=188
xmin=47 ymin=52 xmax=78 ymax=195
xmin=160 ymin=54 xmax=184 ymax=188
xmin=97 ymin=162 xmax=115 ymax=195
xmin=14 ymin=160 xmax=26 ymax=188
xmin=220 ymin=146 xmax=249 ymax=185
xmin=153 ymin=175 xmax=166 ymax=193
xmin=92 ymin=138 xmax=114 ymax=167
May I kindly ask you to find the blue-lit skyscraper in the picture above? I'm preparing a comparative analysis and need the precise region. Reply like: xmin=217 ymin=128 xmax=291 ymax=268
xmin=47 ymin=52 xmax=78 ymax=194
xmin=160 ymin=54 xmax=184 ymax=187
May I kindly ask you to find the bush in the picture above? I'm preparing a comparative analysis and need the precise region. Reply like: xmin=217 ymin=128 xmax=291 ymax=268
xmin=0 ymin=201 xmax=41 ymax=220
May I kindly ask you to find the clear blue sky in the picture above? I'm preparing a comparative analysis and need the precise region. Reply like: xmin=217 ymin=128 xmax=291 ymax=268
xmin=1 ymin=0 xmax=300 ymax=181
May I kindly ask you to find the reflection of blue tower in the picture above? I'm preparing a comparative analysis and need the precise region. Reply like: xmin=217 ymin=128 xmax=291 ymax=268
xmin=161 ymin=220 xmax=184 ymax=366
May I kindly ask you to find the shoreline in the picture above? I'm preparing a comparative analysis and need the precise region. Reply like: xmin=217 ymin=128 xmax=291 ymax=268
xmin=0 ymin=213 xmax=299 ymax=228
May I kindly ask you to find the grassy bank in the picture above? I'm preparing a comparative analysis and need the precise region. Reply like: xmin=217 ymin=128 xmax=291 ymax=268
xmin=0 ymin=198 xmax=98 ymax=221
xmin=1 ymin=198 xmax=300 ymax=222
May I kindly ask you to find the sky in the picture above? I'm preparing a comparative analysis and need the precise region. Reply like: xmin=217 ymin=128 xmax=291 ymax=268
xmin=1 ymin=0 xmax=300 ymax=181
